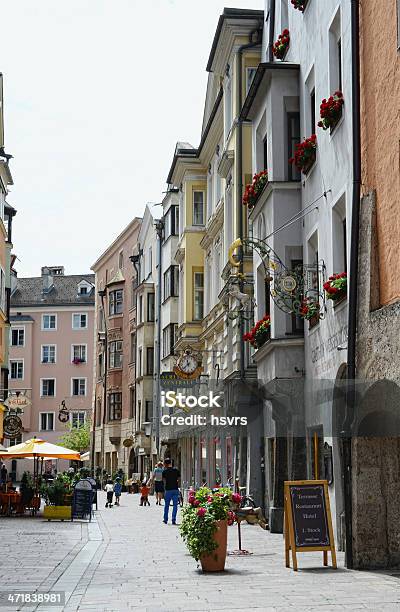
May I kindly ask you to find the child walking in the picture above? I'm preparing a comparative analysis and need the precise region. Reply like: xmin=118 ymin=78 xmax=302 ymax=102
xmin=140 ymin=481 xmax=150 ymax=506
xmin=114 ymin=478 xmax=122 ymax=506
xmin=105 ymin=479 xmax=114 ymax=508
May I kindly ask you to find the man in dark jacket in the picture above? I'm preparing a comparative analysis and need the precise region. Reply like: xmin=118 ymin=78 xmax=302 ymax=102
xmin=162 ymin=458 xmax=180 ymax=525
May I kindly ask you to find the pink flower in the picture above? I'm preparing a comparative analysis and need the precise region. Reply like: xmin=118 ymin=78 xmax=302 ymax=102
xmin=193 ymin=499 xmax=200 ymax=507
xmin=231 ymin=493 xmax=241 ymax=505
xmin=197 ymin=507 xmax=206 ymax=517
xmin=207 ymin=496 xmax=213 ymax=503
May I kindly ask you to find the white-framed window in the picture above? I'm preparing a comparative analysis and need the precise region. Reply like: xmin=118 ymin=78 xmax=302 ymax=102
xmin=40 ymin=412 xmax=55 ymax=431
xmin=70 ymin=411 xmax=86 ymax=428
xmin=193 ymin=191 xmax=205 ymax=226
xmin=71 ymin=378 xmax=87 ymax=396
xmin=41 ymin=379 xmax=56 ymax=397
xmin=109 ymin=341 xmax=123 ymax=369
xmin=246 ymin=67 xmax=257 ymax=94
xmin=193 ymin=272 xmax=204 ymax=321
xmin=0 ymin=267 xmax=5 ymax=315
xmin=10 ymin=360 xmax=24 ymax=380
xmin=41 ymin=345 xmax=56 ymax=364
xmin=11 ymin=328 xmax=25 ymax=347
xmin=42 ymin=314 xmax=57 ymax=330
xmin=72 ymin=313 xmax=88 ymax=329
xmin=109 ymin=290 xmax=123 ymax=316
xmin=72 ymin=344 xmax=87 ymax=363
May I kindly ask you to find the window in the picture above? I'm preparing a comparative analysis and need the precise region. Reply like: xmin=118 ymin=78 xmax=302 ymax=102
xmin=72 ymin=344 xmax=86 ymax=363
xmin=10 ymin=360 xmax=23 ymax=380
xmin=246 ymin=67 xmax=257 ymax=94
xmin=138 ymin=295 xmax=143 ymax=323
xmin=42 ymin=314 xmax=56 ymax=330
xmin=11 ymin=328 xmax=24 ymax=346
xmin=329 ymin=9 xmax=342 ymax=94
xmin=72 ymin=378 xmax=87 ymax=396
xmin=138 ymin=347 xmax=142 ymax=377
xmin=287 ymin=112 xmax=301 ymax=181
xmin=310 ymin=88 xmax=316 ymax=134
xmin=163 ymin=266 xmax=179 ymax=300
xmin=72 ymin=313 xmax=88 ymax=329
xmin=42 ymin=345 xmax=56 ymax=364
xmin=108 ymin=392 xmax=122 ymax=421
xmin=109 ymin=340 xmax=123 ymax=369
xmin=145 ymin=400 xmax=153 ymax=422
xmin=109 ymin=289 xmax=123 ymax=315
xmin=146 ymin=347 xmax=154 ymax=375
xmin=40 ymin=412 xmax=54 ymax=431
xmin=41 ymin=379 xmax=55 ymax=397
xmin=263 ymin=137 xmax=268 ymax=170
xmin=9 ymin=434 xmax=22 ymax=447
xmin=130 ymin=332 xmax=136 ymax=364
xmin=98 ymin=352 xmax=104 ymax=378
xmin=147 ymin=293 xmax=155 ymax=322
xmin=71 ymin=411 xmax=86 ymax=428
xmin=79 ymin=286 xmax=88 ymax=295
xmin=163 ymin=323 xmax=178 ymax=358
xmin=129 ymin=387 xmax=135 ymax=419
xmin=332 ymin=197 xmax=347 ymax=274
xmin=193 ymin=191 xmax=205 ymax=225
xmin=165 ymin=204 xmax=180 ymax=238
xmin=193 ymin=272 xmax=204 ymax=320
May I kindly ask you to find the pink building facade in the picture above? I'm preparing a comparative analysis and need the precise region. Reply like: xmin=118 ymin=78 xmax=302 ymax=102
xmin=4 ymin=266 xmax=95 ymax=480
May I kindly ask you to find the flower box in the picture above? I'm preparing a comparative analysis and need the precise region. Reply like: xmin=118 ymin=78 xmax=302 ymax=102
xmin=318 ymin=92 xmax=344 ymax=132
xmin=272 ymin=29 xmax=290 ymax=60
xmin=323 ymin=273 xmax=347 ymax=302
xmin=72 ymin=358 xmax=85 ymax=365
xmin=242 ymin=170 xmax=268 ymax=209
xmin=243 ymin=315 xmax=271 ymax=349
xmin=291 ymin=0 xmax=309 ymax=12
xmin=43 ymin=505 xmax=72 ymax=521
xmin=299 ymin=298 xmax=321 ymax=322
xmin=289 ymin=135 xmax=317 ymax=175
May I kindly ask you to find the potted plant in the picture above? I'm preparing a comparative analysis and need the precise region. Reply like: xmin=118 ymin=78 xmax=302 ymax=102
xmin=272 ymin=29 xmax=290 ymax=60
xmin=318 ymin=91 xmax=344 ymax=131
xmin=289 ymin=134 xmax=317 ymax=175
xmin=242 ymin=170 xmax=268 ymax=209
xmin=291 ymin=0 xmax=308 ymax=11
xmin=243 ymin=315 xmax=271 ymax=349
xmin=299 ymin=297 xmax=321 ymax=322
xmin=180 ymin=487 xmax=236 ymax=572
xmin=41 ymin=475 xmax=72 ymax=520
xmin=324 ymin=272 xmax=347 ymax=302
xmin=72 ymin=357 xmax=84 ymax=364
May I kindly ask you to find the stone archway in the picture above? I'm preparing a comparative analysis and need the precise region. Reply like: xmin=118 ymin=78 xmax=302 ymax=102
xmin=352 ymin=380 xmax=400 ymax=568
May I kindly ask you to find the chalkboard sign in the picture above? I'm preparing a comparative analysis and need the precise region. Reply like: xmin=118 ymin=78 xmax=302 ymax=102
xmin=290 ymin=484 xmax=330 ymax=547
xmin=71 ymin=479 xmax=94 ymax=521
xmin=284 ymin=480 xmax=337 ymax=571
xmin=87 ymin=478 xmax=98 ymax=510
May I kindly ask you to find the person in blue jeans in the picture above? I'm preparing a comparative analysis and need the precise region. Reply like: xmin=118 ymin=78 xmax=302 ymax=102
xmin=162 ymin=458 xmax=180 ymax=525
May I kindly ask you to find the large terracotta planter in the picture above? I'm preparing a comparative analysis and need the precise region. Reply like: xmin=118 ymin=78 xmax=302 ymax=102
xmin=200 ymin=520 xmax=228 ymax=572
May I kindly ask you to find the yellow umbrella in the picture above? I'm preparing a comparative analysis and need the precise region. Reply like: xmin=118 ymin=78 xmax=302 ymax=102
xmin=1 ymin=438 xmax=80 ymax=460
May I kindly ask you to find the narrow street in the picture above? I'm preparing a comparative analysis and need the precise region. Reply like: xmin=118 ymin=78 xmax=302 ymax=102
xmin=1 ymin=492 xmax=400 ymax=612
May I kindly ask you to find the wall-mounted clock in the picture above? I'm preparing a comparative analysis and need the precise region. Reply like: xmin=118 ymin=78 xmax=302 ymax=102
xmin=173 ymin=348 xmax=202 ymax=380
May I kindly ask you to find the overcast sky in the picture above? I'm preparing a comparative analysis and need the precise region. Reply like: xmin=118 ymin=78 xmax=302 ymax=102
xmin=0 ymin=0 xmax=263 ymax=277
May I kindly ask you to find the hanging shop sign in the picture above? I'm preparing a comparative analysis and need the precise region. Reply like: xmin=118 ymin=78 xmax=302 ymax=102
xmin=58 ymin=400 xmax=69 ymax=423
xmin=284 ymin=480 xmax=337 ymax=571
xmin=3 ymin=414 xmax=23 ymax=438
xmin=3 ymin=395 xmax=31 ymax=411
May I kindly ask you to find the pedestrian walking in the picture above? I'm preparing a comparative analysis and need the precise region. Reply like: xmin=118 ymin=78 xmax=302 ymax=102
xmin=139 ymin=481 xmax=150 ymax=506
xmin=1 ymin=463 xmax=7 ymax=485
xmin=162 ymin=458 xmax=180 ymax=525
xmin=152 ymin=461 xmax=164 ymax=505
xmin=105 ymin=479 xmax=114 ymax=508
xmin=114 ymin=478 xmax=122 ymax=506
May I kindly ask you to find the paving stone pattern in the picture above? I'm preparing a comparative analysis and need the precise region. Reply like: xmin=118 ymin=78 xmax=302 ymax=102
xmin=1 ymin=492 xmax=400 ymax=611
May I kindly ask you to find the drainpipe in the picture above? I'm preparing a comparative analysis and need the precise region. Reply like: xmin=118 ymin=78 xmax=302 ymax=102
xmin=342 ymin=0 xmax=361 ymax=570
xmin=154 ymin=220 xmax=164 ymax=457
xmin=237 ymin=25 xmax=263 ymax=379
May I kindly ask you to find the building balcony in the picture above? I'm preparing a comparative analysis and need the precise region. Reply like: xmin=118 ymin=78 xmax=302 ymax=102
xmin=253 ymin=336 xmax=304 ymax=383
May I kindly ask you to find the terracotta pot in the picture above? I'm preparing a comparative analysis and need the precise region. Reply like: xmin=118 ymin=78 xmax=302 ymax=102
xmin=200 ymin=520 xmax=228 ymax=572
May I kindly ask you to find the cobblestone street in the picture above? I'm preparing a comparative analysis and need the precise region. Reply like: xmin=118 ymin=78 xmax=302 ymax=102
xmin=0 ymin=492 xmax=400 ymax=611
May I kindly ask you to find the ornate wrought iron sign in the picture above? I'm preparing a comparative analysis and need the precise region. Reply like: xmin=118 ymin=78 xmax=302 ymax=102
xmin=58 ymin=400 xmax=70 ymax=423
xmin=3 ymin=414 xmax=22 ymax=438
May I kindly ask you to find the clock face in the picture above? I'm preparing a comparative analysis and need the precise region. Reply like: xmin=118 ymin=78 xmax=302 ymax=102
xmin=179 ymin=354 xmax=198 ymax=374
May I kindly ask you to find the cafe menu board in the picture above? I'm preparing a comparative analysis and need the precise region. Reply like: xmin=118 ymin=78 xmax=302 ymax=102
xmin=72 ymin=479 xmax=94 ymax=522
xmin=284 ymin=480 xmax=337 ymax=571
